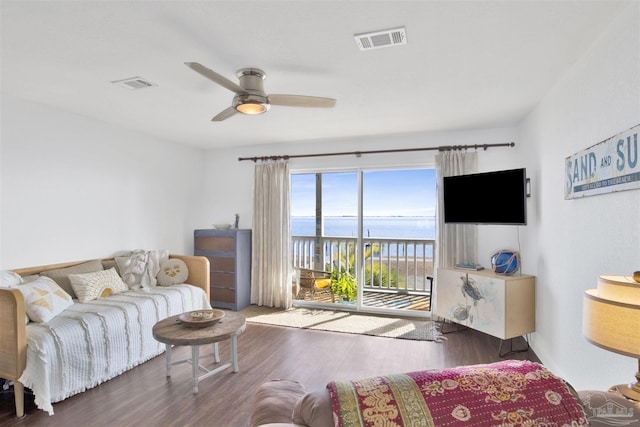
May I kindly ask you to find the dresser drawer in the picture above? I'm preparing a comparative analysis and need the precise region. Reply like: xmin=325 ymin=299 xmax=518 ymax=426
xmin=210 ymin=257 xmax=235 ymax=272
xmin=195 ymin=236 xmax=235 ymax=252
xmin=211 ymin=287 xmax=235 ymax=304
xmin=211 ymin=272 xmax=236 ymax=288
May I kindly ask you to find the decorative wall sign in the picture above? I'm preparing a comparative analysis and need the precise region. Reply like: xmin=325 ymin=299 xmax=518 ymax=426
xmin=565 ymin=124 xmax=639 ymax=199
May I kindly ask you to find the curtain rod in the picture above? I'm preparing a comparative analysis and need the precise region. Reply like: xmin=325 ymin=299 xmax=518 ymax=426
xmin=237 ymin=142 xmax=515 ymax=162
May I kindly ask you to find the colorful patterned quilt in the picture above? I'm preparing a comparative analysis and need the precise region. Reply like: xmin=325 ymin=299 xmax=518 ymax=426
xmin=327 ymin=360 xmax=587 ymax=427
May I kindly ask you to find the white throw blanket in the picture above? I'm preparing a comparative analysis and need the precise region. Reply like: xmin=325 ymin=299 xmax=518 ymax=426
xmin=116 ymin=249 xmax=168 ymax=289
xmin=19 ymin=284 xmax=210 ymax=415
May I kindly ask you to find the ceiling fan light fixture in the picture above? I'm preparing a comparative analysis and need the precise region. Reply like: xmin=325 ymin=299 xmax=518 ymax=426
xmin=235 ymin=101 xmax=270 ymax=115
xmin=233 ymin=93 xmax=270 ymax=115
xmin=185 ymin=62 xmax=336 ymax=121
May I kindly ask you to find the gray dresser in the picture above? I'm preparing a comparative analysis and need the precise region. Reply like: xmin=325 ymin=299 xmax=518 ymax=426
xmin=194 ymin=229 xmax=252 ymax=310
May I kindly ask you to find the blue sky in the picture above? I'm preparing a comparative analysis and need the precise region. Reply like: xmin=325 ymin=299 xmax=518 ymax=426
xmin=291 ymin=169 xmax=437 ymax=217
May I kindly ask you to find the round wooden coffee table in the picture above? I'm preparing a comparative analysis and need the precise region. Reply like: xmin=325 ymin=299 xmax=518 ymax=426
xmin=152 ymin=310 xmax=246 ymax=393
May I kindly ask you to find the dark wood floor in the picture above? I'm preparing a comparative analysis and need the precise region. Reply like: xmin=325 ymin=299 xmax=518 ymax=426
xmin=0 ymin=322 xmax=537 ymax=426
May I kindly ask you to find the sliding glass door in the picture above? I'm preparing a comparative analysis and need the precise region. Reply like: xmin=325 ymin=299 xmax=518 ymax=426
xmin=291 ymin=172 xmax=359 ymax=305
xmin=291 ymin=168 xmax=436 ymax=315
xmin=360 ymin=170 xmax=436 ymax=313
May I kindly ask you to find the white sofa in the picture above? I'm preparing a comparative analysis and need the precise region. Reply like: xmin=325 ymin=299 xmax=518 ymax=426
xmin=0 ymin=253 xmax=210 ymax=417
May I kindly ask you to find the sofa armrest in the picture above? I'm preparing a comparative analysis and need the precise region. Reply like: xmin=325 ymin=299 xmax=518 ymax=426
xmin=0 ymin=288 xmax=27 ymax=418
xmin=169 ymin=254 xmax=210 ymax=300
xmin=250 ymin=380 xmax=307 ymax=427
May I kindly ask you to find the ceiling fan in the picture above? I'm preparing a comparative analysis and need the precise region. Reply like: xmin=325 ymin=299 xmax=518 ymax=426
xmin=185 ymin=62 xmax=337 ymax=122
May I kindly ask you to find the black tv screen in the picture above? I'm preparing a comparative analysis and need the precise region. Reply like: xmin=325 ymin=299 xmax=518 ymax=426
xmin=443 ymin=168 xmax=527 ymax=225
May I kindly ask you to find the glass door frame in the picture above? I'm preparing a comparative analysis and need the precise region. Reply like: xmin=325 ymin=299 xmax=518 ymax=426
xmin=291 ymin=166 xmax=431 ymax=319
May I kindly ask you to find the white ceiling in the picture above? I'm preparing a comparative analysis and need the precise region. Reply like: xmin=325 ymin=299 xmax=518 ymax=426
xmin=0 ymin=1 xmax=628 ymax=149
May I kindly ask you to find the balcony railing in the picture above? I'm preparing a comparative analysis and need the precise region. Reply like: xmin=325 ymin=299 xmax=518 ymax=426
xmin=292 ymin=236 xmax=435 ymax=294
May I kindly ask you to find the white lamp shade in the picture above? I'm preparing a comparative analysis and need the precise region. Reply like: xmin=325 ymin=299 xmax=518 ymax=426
xmin=597 ymin=275 xmax=640 ymax=302
xmin=583 ymin=276 xmax=640 ymax=358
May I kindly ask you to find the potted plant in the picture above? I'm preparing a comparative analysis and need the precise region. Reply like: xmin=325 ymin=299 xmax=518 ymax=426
xmin=330 ymin=269 xmax=357 ymax=303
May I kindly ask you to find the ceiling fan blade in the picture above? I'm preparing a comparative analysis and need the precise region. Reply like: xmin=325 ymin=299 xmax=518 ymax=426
xmin=268 ymin=94 xmax=336 ymax=108
xmin=211 ymin=106 xmax=238 ymax=122
xmin=185 ymin=62 xmax=245 ymax=94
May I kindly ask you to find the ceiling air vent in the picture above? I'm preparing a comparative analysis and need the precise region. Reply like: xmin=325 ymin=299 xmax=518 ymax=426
xmin=112 ymin=77 xmax=156 ymax=90
xmin=354 ymin=27 xmax=406 ymax=51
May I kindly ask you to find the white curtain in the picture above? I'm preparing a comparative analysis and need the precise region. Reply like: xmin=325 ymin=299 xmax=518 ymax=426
xmin=435 ymin=151 xmax=478 ymax=270
xmin=251 ymin=161 xmax=292 ymax=308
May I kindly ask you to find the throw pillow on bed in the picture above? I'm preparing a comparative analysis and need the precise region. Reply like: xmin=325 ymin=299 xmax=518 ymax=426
xmin=157 ymin=258 xmax=189 ymax=286
xmin=18 ymin=276 xmax=73 ymax=323
xmin=69 ymin=267 xmax=129 ymax=303
xmin=40 ymin=259 xmax=104 ymax=299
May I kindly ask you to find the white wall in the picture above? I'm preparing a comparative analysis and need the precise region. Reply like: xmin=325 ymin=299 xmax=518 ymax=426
xmin=519 ymin=4 xmax=640 ymax=390
xmin=0 ymin=96 xmax=206 ymax=269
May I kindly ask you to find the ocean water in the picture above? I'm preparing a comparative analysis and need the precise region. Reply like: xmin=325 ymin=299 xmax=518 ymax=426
xmin=292 ymin=216 xmax=436 ymax=239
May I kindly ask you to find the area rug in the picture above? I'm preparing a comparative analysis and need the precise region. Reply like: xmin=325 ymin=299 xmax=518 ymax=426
xmin=241 ymin=305 xmax=446 ymax=342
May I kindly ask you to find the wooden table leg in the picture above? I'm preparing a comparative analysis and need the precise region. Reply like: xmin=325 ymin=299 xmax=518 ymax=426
xmin=213 ymin=342 xmax=220 ymax=363
xmin=165 ymin=343 xmax=172 ymax=377
xmin=231 ymin=335 xmax=239 ymax=372
xmin=192 ymin=345 xmax=200 ymax=393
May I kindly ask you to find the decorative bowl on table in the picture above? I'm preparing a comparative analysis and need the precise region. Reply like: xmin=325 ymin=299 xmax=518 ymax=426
xmin=179 ymin=309 xmax=225 ymax=328
xmin=212 ymin=224 xmax=232 ymax=230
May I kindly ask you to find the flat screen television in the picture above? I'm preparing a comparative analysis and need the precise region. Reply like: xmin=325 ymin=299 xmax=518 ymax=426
xmin=443 ymin=168 xmax=527 ymax=225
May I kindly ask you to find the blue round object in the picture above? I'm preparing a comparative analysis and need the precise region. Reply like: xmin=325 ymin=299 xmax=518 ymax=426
xmin=491 ymin=251 xmax=520 ymax=275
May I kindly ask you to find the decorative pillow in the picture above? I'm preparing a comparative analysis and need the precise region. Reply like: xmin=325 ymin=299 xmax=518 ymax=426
xmin=40 ymin=259 xmax=104 ymax=299
xmin=0 ymin=270 xmax=23 ymax=287
xmin=116 ymin=249 xmax=169 ymax=289
xmin=18 ymin=276 xmax=73 ymax=323
xmin=157 ymin=258 xmax=189 ymax=286
xmin=69 ymin=268 xmax=129 ymax=303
